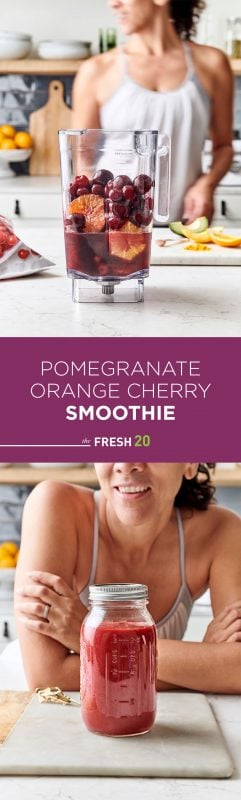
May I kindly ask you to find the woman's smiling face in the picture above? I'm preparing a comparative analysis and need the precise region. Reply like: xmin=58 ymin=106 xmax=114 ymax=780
xmin=107 ymin=0 xmax=168 ymax=36
xmin=95 ymin=462 xmax=198 ymax=526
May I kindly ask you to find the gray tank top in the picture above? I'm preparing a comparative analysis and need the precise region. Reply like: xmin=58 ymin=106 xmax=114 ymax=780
xmin=79 ymin=492 xmax=193 ymax=640
xmin=100 ymin=43 xmax=211 ymax=221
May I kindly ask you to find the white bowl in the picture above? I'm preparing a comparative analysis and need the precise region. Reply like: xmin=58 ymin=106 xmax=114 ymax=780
xmin=37 ymin=40 xmax=91 ymax=60
xmin=29 ymin=463 xmax=82 ymax=467
xmin=0 ymin=149 xmax=32 ymax=177
xmin=0 ymin=31 xmax=32 ymax=59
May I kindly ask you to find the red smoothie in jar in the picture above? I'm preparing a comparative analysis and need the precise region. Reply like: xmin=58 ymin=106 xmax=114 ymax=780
xmin=80 ymin=584 xmax=157 ymax=737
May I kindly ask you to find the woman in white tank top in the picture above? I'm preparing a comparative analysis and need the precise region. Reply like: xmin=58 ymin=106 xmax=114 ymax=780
xmin=10 ymin=462 xmax=241 ymax=696
xmin=72 ymin=0 xmax=233 ymax=223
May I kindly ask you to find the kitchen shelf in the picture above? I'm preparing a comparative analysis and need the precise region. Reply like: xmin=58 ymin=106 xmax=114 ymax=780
xmin=0 ymin=58 xmax=240 ymax=76
xmin=0 ymin=58 xmax=86 ymax=75
xmin=0 ymin=465 xmax=240 ymax=487
xmin=0 ymin=465 xmax=98 ymax=486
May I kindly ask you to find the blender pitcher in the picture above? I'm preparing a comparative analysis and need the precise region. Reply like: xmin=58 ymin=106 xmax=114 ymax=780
xmin=59 ymin=129 xmax=170 ymax=303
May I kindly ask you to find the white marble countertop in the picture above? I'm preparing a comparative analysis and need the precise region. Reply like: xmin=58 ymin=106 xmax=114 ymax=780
xmin=0 ymin=694 xmax=240 ymax=799
xmin=0 ymin=220 xmax=241 ymax=337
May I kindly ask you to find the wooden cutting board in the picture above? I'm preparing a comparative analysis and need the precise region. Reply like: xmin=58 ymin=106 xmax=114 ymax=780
xmin=0 ymin=692 xmax=233 ymax=777
xmin=29 ymin=80 xmax=72 ymax=176
xmin=0 ymin=691 xmax=32 ymax=745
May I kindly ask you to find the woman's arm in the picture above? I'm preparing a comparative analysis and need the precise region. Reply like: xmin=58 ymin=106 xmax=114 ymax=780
xmin=71 ymin=58 xmax=101 ymax=129
xmin=157 ymin=509 xmax=241 ymax=693
xmin=183 ymin=49 xmax=233 ymax=223
xmin=14 ymin=481 xmax=87 ymax=690
xmin=157 ymin=639 xmax=241 ymax=693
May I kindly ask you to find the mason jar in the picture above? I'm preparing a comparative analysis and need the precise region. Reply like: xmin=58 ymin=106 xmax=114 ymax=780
xmin=80 ymin=583 xmax=157 ymax=736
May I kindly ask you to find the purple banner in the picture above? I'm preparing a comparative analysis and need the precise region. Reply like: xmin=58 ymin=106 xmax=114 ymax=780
xmin=0 ymin=337 xmax=240 ymax=461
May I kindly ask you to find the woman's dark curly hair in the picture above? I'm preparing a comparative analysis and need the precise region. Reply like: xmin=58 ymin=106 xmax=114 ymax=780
xmin=170 ymin=0 xmax=206 ymax=39
xmin=174 ymin=463 xmax=216 ymax=511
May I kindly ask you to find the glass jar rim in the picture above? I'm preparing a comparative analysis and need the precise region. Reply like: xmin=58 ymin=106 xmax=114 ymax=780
xmin=89 ymin=583 xmax=148 ymax=601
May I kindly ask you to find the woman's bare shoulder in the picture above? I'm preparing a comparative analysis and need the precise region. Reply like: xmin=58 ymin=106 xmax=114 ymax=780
xmin=24 ymin=480 xmax=93 ymax=519
xmin=75 ymin=48 xmax=120 ymax=84
xmin=204 ymin=503 xmax=241 ymax=539
xmin=191 ymin=41 xmax=232 ymax=75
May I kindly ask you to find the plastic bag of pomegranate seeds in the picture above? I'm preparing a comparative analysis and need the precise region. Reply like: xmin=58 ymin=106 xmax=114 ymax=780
xmin=0 ymin=214 xmax=55 ymax=279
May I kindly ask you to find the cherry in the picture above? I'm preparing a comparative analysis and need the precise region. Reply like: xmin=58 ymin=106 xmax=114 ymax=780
xmin=72 ymin=213 xmax=86 ymax=230
xmin=104 ymin=180 xmax=114 ymax=197
xmin=113 ymin=175 xmax=132 ymax=190
xmin=75 ymin=175 xmax=91 ymax=190
xmin=0 ymin=231 xmax=8 ymax=244
xmin=130 ymin=211 xmax=143 ymax=227
xmin=109 ymin=202 xmax=128 ymax=220
xmin=91 ymin=183 xmax=105 ymax=196
xmin=6 ymin=234 xmax=19 ymax=247
xmin=122 ymin=184 xmax=136 ymax=201
xmin=92 ymin=169 xmax=114 ymax=186
xmin=145 ymin=196 xmax=154 ymax=211
xmin=109 ymin=188 xmax=123 ymax=202
xmin=69 ymin=183 xmax=76 ymax=198
xmin=131 ymin=209 xmax=153 ymax=227
xmin=108 ymin=215 xmax=123 ymax=230
xmin=76 ymin=187 xmax=90 ymax=197
xmin=133 ymin=174 xmax=153 ymax=195
xmin=18 ymin=248 xmax=30 ymax=259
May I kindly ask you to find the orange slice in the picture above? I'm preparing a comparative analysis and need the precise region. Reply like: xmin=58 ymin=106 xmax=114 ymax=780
xmin=68 ymin=195 xmax=105 ymax=232
xmin=209 ymin=230 xmax=241 ymax=248
xmin=110 ymin=218 xmax=145 ymax=260
xmin=120 ymin=221 xmax=140 ymax=234
xmin=182 ymin=228 xmax=213 ymax=244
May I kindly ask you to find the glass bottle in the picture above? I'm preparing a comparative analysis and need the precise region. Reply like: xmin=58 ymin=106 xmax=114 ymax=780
xmin=106 ymin=28 xmax=117 ymax=50
xmin=99 ymin=29 xmax=105 ymax=54
xmin=233 ymin=18 xmax=241 ymax=58
xmin=225 ymin=18 xmax=234 ymax=57
xmin=80 ymin=583 xmax=157 ymax=736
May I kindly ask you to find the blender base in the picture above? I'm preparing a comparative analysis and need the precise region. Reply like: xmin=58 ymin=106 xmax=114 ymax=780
xmin=72 ymin=278 xmax=145 ymax=303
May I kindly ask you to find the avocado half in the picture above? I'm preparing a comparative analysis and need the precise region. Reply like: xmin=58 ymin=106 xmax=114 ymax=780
xmin=169 ymin=216 xmax=209 ymax=237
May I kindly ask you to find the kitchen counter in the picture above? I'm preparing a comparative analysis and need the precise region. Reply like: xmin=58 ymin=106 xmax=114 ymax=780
xmin=0 ymin=220 xmax=241 ymax=337
xmin=0 ymin=694 xmax=240 ymax=799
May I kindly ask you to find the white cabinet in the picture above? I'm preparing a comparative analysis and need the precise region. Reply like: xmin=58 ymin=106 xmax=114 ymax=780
xmin=213 ymin=186 xmax=241 ymax=227
xmin=0 ymin=176 xmax=62 ymax=220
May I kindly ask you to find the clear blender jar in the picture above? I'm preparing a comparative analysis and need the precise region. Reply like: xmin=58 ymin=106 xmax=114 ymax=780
xmin=59 ymin=129 xmax=170 ymax=303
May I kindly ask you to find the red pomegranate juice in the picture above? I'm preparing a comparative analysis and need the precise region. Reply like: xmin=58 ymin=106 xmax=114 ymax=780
xmin=80 ymin=619 xmax=157 ymax=736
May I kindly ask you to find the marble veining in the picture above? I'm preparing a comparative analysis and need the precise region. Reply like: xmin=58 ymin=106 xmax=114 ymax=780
xmin=0 ymin=223 xmax=241 ymax=337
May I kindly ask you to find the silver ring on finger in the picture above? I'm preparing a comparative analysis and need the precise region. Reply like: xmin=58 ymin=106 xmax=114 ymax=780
xmin=43 ymin=603 xmax=51 ymax=621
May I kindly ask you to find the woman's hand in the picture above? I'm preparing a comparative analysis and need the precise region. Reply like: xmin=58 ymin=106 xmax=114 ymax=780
xmin=15 ymin=571 xmax=86 ymax=654
xmin=203 ymin=601 xmax=241 ymax=644
xmin=182 ymin=178 xmax=214 ymax=225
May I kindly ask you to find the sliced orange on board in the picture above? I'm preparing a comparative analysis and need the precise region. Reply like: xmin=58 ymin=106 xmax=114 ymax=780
xmin=209 ymin=231 xmax=241 ymax=248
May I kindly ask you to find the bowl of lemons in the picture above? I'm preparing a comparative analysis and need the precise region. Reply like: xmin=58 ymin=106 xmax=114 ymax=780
xmin=0 ymin=125 xmax=33 ymax=177
xmin=0 ymin=541 xmax=19 ymax=597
